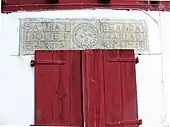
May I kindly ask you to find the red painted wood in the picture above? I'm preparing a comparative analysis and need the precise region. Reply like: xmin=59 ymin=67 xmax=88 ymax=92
xmin=68 ymin=51 xmax=83 ymax=126
xmin=2 ymin=0 xmax=163 ymax=13
xmin=82 ymin=50 xmax=105 ymax=127
xmin=120 ymin=50 xmax=139 ymax=127
xmin=103 ymin=49 xmax=139 ymax=127
xmin=34 ymin=49 xmax=139 ymax=127
xmin=35 ymin=51 xmax=54 ymax=125
xmin=103 ymin=50 xmax=123 ymax=127
xmin=35 ymin=50 xmax=83 ymax=126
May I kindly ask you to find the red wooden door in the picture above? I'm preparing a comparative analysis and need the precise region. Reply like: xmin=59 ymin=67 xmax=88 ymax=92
xmin=33 ymin=50 xmax=83 ymax=126
xmin=82 ymin=49 xmax=141 ymax=127
xmin=82 ymin=50 xmax=105 ymax=127
xmin=33 ymin=49 xmax=141 ymax=127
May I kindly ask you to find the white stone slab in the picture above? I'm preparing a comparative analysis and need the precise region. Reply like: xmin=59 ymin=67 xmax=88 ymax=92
xmin=19 ymin=18 xmax=149 ymax=55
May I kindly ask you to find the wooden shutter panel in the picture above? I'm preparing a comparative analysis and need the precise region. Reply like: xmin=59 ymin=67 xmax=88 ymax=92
xmin=82 ymin=50 xmax=105 ymax=127
xmin=103 ymin=49 xmax=141 ymax=127
xmin=120 ymin=50 xmax=139 ymax=127
xmin=103 ymin=50 xmax=123 ymax=126
xmin=34 ymin=50 xmax=83 ymax=126
xmin=82 ymin=49 xmax=141 ymax=127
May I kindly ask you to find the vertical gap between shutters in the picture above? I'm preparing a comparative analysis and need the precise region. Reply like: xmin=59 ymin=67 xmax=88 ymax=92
xmin=80 ymin=51 xmax=85 ymax=127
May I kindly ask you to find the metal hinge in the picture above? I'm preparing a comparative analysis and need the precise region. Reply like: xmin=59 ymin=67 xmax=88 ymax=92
xmin=108 ymin=57 xmax=139 ymax=64
xmin=107 ymin=119 xmax=142 ymax=126
xmin=30 ymin=60 xmax=66 ymax=67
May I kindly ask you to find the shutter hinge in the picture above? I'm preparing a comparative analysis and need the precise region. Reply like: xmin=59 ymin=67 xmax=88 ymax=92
xmin=30 ymin=60 xmax=66 ymax=67
xmin=108 ymin=57 xmax=139 ymax=64
xmin=107 ymin=119 xmax=142 ymax=126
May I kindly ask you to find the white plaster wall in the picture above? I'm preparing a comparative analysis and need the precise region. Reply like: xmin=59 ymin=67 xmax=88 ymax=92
xmin=0 ymin=9 xmax=169 ymax=126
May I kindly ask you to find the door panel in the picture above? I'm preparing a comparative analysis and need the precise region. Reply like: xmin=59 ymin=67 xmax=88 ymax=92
xmin=35 ymin=51 xmax=55 ymax=125
xmin=120 ymin=50 xmax=139 ymax=127
xmin=52 ymin=51 xmax=70 ymax=125
xmin=35 ymin=50 xmax=83 ymax=126
xmin=103 ymin=49 xmax=139 ymax=127
xmin=82 ymin=50 xmax=105 ymax=127
xmin=68 ymin=51 xmax=83 ymax=126
xmin=103 ymin=50 xmax=123 ymax=126
xmin=34 ymin=49 xmax=140 ymax=127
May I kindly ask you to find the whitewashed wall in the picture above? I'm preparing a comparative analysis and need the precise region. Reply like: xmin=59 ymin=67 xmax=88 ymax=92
xmin=0 ymin=9 xmax=169 ymax=127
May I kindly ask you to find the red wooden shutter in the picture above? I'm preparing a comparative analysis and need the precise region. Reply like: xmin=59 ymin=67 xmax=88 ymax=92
xmin=83 ymin=49 xmax=141 ymax=127
xmin=103 ymin=49 xmax=141 ymax=127
xmin=103 ymin=50 xmax=123 ymax=126
xmin=82 ymin=50 xmax=105 ymax=127
xmin=33 ymin=49 xmax=141 ymax=127
xmin=120 ymin=50 xmax=140 ymax=127
xmin=34 ymin=50 xmax=83 ymax=126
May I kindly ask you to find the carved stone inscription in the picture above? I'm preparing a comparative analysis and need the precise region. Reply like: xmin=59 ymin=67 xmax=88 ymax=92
xmin=19 ymin=18 xmax=149 ymax=55
xmin=100 ymin=20 xmax=148 ymax=51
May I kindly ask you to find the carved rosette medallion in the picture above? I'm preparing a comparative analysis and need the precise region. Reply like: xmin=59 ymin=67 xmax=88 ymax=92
xmin=72 ymin=23 xmax=99 ymax=49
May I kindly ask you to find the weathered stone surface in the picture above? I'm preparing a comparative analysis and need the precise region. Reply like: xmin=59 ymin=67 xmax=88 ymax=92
xmin=19 ymin=18 xmax=149 ymax=55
